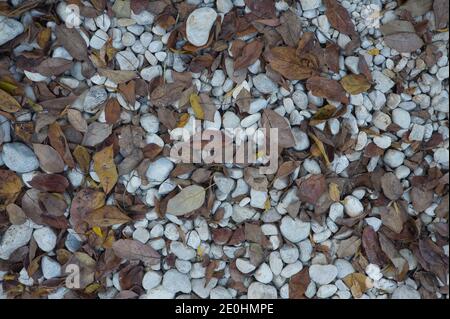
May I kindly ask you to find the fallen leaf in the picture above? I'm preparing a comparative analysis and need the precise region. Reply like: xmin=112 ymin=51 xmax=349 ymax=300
xmin=306 ymin=76 xmax=349 ymax=104
xmin=381 ymin=204 xmax=407 ymax=234
xmin=166 ymin=185 xmax=206 ymax=216
xmin=112 ymin=239 xmax=160 ymax=265
xmin=67 ymin=109 xmax=88 ymax=133
xmin=190 ymin=93 xmax=204 ymax=120
xmin=47 ymin=122 xmax=76 ymax=168
xmin=309 ymin=104 xmax=337 ymax=126
xmin=98 ymin=68 xmax=137 ymax=84
xmin=337 ymin=235 xmax=361 ymax=258
xmin=398 ymin=0 xmax=433 ymax=17
xmin=69 ymin=188 xmax=106 ymax=233
xmin=55 ymin=25 xmax=89 ymax=61
xmin=384 ymin=32 xmax=424 ymax=53
xmin=266 ymin=47 xmax=314 ymax=80
xmin=105 ymin=98 xmax=121 ymax=124
xmin=434 ymin=0 xmax=449 ymax=29
xmin=380 ymin=20 xmax=416 ymax=36
xmin=343 ymin=273 xmax=372 ymax=298
xmin=73 ymin=145 xmax=91 ymax=173
xmin=33 ymin=144 xmax=65 ymax=173
xmin=93 ymin=145 xmax=118 ymax=194
xmin=324 ymin=0 xmax=357 ymax=36
xmin=0 ymin=88 xmax=21 ymax=113
xmin=380 ymin=172 xmax=403 ymax=200
xmin=308 ymin=132 xmax=331 ymax=166
xmin=276 ymin=11 xmax=302 ymax=47
xmin=0 ymin=169 xmax=22 ymax=203
xmin=340 ymin=74 xmax=371 ymax=95
xmin=84 ymin=205 xmax=131 ymax=227
xmin=82 ymin=122 xmax=113 ymax=147
xmin=410 ymin=186 xmax=434 ymax=212
xmin=296 ymin=174 xmax=327 ymax=204
xmin=261 ymin=109 xmax=296 ymax=148
xmin=6 ymin=203 xmax=27 ymax=225
xmin=233 ymin=39 xmax=264 ymax=71
xmin=29 ymin=173 xmax=69 ymax=193
xmin=34 ymin=58 xmax=73 ymax=76
xmin=289 ymin=268 xmax=310 ymax=299
xmin=362 ymin=226 xmax=388 ymax=266
xmin=329 ymin=182 xmax=341 ymax=202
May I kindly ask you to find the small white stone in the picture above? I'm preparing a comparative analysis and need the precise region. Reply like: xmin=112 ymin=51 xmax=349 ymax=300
xmin=142 ymin=271 xmax=162 ymax=290
xmin=372 ymin=111 xmax=392 ymax=130
xmin=254 ymin=263 xmax=273 ymax=284
xmin=217 ymin=0 xmax=233 ymax=14
xmin=365 ymin=263 xmax=382 ymax=281
xmin=280 ymin=216 xmax=310 ymax=243
xmin=236 ymin=258 xmax=256 ymax=274
xmin=299 ymin=0 xmax=321 ymax=10
xmin=33 ymin=227 xmax=57 ymax=252
xmin=162 ymin=269 xmax=191 ymax=294
xmin=247 ymin=282 xmax=277 ymax=299
xmin=343 ymin=195 xmax=364 ymax=217
xmin=373 ymin=135 xmax=392 ymax=149
xmin=392 ymin=108 xmax=411 ymax=129
xmin=384 ymin=149 xmax=405 ymax=168
xmin=133 ymin=227 xmax=150 ymax=243
xmin=316 ymin=284 xmax=337 ymax=298
xmin=309 ymin=264 xmax=338 ymax=285
xmin=41 ymin=256 xmax=61 ymax=279
xmin=186 ymin=7 xmax=218 ymax=47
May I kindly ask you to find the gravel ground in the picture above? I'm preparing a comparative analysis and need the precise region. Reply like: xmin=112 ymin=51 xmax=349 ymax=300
xmin=0 ymin=0 xmax=448 ymax=299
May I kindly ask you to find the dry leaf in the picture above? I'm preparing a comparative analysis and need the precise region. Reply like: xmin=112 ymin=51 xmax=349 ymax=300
xmin=0 ymin=169 xmax=22 ymax=202
xmin=34 ymin=58 xmax=73 ymax=77
xmin=434 ymin=0 xmax=449 ymax=29
xmin=93 ymin=145 xmax=118 ymax=194
xmin=343 ymin=273 xmax=372 ymax=298
xmin=84 ymin=205 xmax=131 ymax=227
xmin=190 ymin=93 xmax=204 ymax=120
xmin=296 ymin=174 xmax=327 ymax=204
xmin=276 ymin=11 xmax=302 ymax=47
xmin=324 ymin=0 xmax=356 ymax=36
xmin=398 ymin=0 xmax=433 ymax=17
xmin=82 ymin=122 xmax=113 ymax=147
xmin=29 ymin=173 xmax=69 ymax=193
xmin=340 ymin=74 xmax=371 ymax=95
xmin=309 ymin=104 xmax=337 ymax=126
xmin=234 ymin=39 xmax=264 ymax=71
xmin=98 ymin=68 xmax=137 ymax=84
xmin=166 ymin=185 xmax=206 ymax=216
xmin=267 ymin=47 xmax=315 ymax=80
xmin=69 ymin=188 xmax=106 ymax=233
xmin=6 ymin=203 xmax=27 ymax=225
xmin=112 ymin=239 xmax=160 ymax=265
xmin=289 ymin=267 xmax=310 ymax=299
xmin=261 ymin=109 xmax=296 ymax=148
xmin=329 ymin=182 xmax=341 ymax=202
xmin=55 ymin=25 xmax=89 ymax=61
xmin=105 ymin=98 xmax=121 ymax=124
xmin=380 ymin=172 xmax=403 ymax=200
xmin=384 ymin=33 xmax=424 ymax=53
xmin=73 ymin=145 xmax=91 ymax=173
xmin=33 ymin=144 xmax=65 ymax=173
xmin=306 ymin=76 xmax=349 ymax=104
xmin=0 ymin=88 xmax=21 ymax=113
xmin=67 ymin=109 xmax=88 ymax=133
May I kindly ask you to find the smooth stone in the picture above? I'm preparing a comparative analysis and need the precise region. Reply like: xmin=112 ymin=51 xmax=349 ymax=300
xmin=0 ymin=222 xmax=33 ymax=259
xmin=186 ymin=8 xmax=218 ymax=47
xmin=309 ymin=264 xmax=338 ymax=285
xmin=146 ymin=157 xmax=174 ymax=186
xmin=253 ymin=74 xmax=278 ymax=94
xmin=162 ymin=269 xmax=191 ymax=294
xmin=41 ymin=256 xmax=61 ymax=279
xmin=247 ymin=282 xmax=277 ymax=299
xmin=0 ymin=17 xmax=24 ymax=46
xmin=142 ymin=271 xmax=162 ymax=290
xmin=2 ymin=143 xmax=39 ymax=173
xmin=33 ymin=227 xmax=57 ymax=252
xmin=280 ymin=216 xmax=310 ymax=243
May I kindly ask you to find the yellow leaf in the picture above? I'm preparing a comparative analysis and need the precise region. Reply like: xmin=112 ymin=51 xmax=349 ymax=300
xmin=264 ymin=198 xmax=271 ymax=211
xmin=84 ymin=283 xmax=101 ymax=294
xmin=197 ymin=245 xmax=205 ymax=257
xmin=190 ymin=93 xmax=204 ymax=120
xmin=176 ymin=113 xmax=190 ymax=128
xmin=73 ymin=145 xmax=91 ymax=173
xmin=0 ymin=88 xmax=21 ymax=113
xmin=37 ymin=27 xmax=51 ymax=48
xmin=0 ymin=169 xmax=22 ymax=197
xmin=93 ymin=145 xmax=118 ymax=194
xmin=309 ymin=104 xmax=337 ymax=126
xmin=329 ymin=183 xmax=341 ymax=202
xmin=308 ymin=133 xmax=331 ymax=167
xmin=340 ymin=74 xmax=372 ymax=95
xmin=367 ymin=48 xmax=380 ymax=55
xmin=92 ymin=226 xmax=103 ymax=238
xmin=343 ymin=273 xmax=373 ymax=298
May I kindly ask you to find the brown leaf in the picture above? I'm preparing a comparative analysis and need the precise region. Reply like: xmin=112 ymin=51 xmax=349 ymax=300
xmin=212 ymin=228 xmax=233 ymax=245
xmin=343 ymin=273 xmax=372 ymax=298
xmin=362 ymin=226 xmax=388 ymax=266
xmin=434 ymin=0 xmax=449 ymax=29
xmin=337 ymin=235 xmax=361 ymax=258
xmin=105 ymin=98 xmax=121 ymax=124
xmin=55 ymin=25 xmax=89 ymax=61
xmin=244 ymin=167 xmax=268 ymax=191
xmin=296 ymin=174 xmax=327 ymax=205
xmin=34 ymin=58 xmax=73 ymax=76
xmin=410 ymin=186 xmax=434 ymax=212
xmin=245 ymin=223 xmax=269 ymax=246
xmin=358 ymin=54 xmax=373 ymax=82
xmin=93 ymin=145 xmax=118 ymax=194
xmin=244 ymin=0 xmax=276 ymax=19
xmin=324 ymin=43 xmax=340 ymax=73
xmin=33 ymin=144 xmax=65 ymax=173
xmin=398 ymin=0 xmax=433 ymax=17
xmin=150 ymin=82 xmax=186 ymax=108
xmin=266 ymin=47 xmax=314 ymax=80
xmin=380 ymin=20 xmax=416 ymax=36
xmin=67 ymin=109 xmax=88 ymax=133
xmin=384 ymin=32 xmax=424 ymax=53
xmin=142 ymin=143 xmax=163 ymax=160
xmin=274 ymin=161 xmax=300 ymax=180
xmin=381 ymin=205 xmax=407 ymax=234
xmin=84 ymin=205 xmax=131 ymax=227
xmin=69 ymin=188 xmax=105 ymax=233
xmin=47 ymin=122 xmax=76 ymax=168
xmin=380 ymin=172 xmax=403 ymax=200
xmin=276 ymin=11 xmax=302 ymax=47
xmin=233 ymin=39 xmax=264 ymax=71
xmin=166 ymin=185 xmax=206 ymax=216
xmin=6 ymin=203 xmax=27 ymax=225
xmin=340 ymin=74 xmax=371 ymax=95
xmin=289 ymin=267 xmax=310 ymax=299
xmin=0 ymin=169 xmax=22 ymax=201
xmin=112 ymin=239 xmax=160 ymax=265
xmin=82 ymin=122 xmax=113 ymax=147
xmin=306 ymin=76 xmax=349 ymax=104
xmin=261 ymin=109 xmax=296 ymax=148
xmin=29 ymin=173 xmax=69 ymax=193
xmin=97 ymin=68 xmax=137 ymax=84
xmin=73 ymin=145 xmax=91 ymax=173
xmin=309 ymin=104 xmax=338 ymax=126
xmin=0 ymin=88 xmax=21 ymax=113
xmin=324 ymin=0 xmax=356 ymax=36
